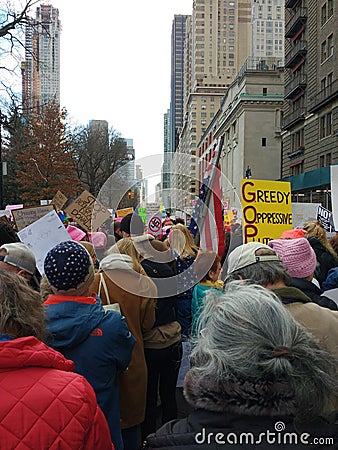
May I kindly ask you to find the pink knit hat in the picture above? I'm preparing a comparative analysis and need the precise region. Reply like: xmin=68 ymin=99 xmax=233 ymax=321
xmin=268 ymin=237 xmax=317 ymax=278
xmin=280 ymin=228 xmax=306 ymax=239
xmin=88 ymin=231 xmax=107 ymax=249
xmin=66 ymin=225 xmax=86 ymax=242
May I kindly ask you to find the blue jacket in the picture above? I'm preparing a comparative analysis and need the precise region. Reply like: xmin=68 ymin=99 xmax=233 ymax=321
xmin=191 ymin=282 xmax=223 ymax=337
xmin=43 ymin=294 xmax=136 ymax=450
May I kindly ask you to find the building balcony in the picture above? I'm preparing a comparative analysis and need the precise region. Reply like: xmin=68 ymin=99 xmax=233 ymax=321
xmin=285 ymin=8 xmax=307 ymax=39
xmin=308 ymin=79 xmax=338 ymax=113
xmin=285 ymin=0 xmax=301 ymax=9
xmin=285 ymin=40 xmax=307 ymax=69
xmin=283 ymin=107 xmax=306 ymax=130
xmin=285 ymin=73 xmax=307 ymax=100
xmin=287 ymin=146 xmax=305 ymax=158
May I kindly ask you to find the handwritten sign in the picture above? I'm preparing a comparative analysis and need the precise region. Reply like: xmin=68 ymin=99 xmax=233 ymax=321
xmin=12 ymin=205 xmax=55 ymax=231
xmin=241 ymin=179 xmax=292 ymax=244
xmin=51 ymin=190 xmax=68 ymax=211
xmin=65 ymin=190 xmax=111 ymax=232
xmin=18 ymin=210 xmax=71 ymax=275
xmin=147 ymin=213 xmax=163 ymax=236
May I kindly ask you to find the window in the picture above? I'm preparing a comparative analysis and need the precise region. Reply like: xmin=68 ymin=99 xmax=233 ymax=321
xmin=291 ymin=161 xmax=303 ymax=176
xmin=326 ymin=152 xmax=332 ymax=165
xmin=320 ymin=112 xmax=332 ymax=139
xmin=321 ymin=40 xmax=327 ymax=62
xmin=320 ymin=155 xmax=325 ymax=167
xmin=328 ymin=34 xmax=333 ymax=56
xmin=321 ymin=4 xmax=327 ymax=25
xmin=328 ymin=72 xmax=333 ymax=86
xmin=328 ymin=0 xmax=333 ymax=17
xmin=263 ymin=87 xmax=268 ymax=95
xmin=321 ymin=77 xmax=327 ymax=91
xmin=262 ymin=137 xmax=267 ymax=147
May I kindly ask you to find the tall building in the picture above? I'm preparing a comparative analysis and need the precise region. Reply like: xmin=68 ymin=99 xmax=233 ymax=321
xmin=22 ymin=4 xmax=61 ymax=114
xmin=281 ymin=0 xmax=337 ymax=208
xmin=171 ymin=0 xmax=252 ymax=209
xmin=251 ymin=0 xmax=284 ymax=63
xmin=170 ymin=15 xmax=189 ymax=154
xmin=162 ymin=109 xmax=171 ymax=209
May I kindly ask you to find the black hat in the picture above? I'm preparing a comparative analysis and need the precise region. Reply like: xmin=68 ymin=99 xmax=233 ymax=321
xmin=119 ymin=213 xmax=144 ymax=236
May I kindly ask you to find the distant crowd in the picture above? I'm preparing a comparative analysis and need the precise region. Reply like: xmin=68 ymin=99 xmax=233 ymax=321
xmin=0 ymin=212 xmax=337 ymax=449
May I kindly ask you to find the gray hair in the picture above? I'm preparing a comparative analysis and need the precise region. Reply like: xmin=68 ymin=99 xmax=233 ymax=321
xmin=187 ymin=281 xmax=337 ymax=420
xmin=226 ymin=260 xmax=291 ymax=286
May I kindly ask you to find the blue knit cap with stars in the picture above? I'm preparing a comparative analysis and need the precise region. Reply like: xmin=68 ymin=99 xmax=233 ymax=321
xmin=44 ymin=241 xmax=92 ymax=292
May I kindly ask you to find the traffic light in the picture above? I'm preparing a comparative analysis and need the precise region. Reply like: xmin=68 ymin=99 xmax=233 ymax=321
xmin=128 ymin=191 xmax=134 ymax=199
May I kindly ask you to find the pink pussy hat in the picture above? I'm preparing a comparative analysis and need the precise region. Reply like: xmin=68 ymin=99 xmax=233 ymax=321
xmin=268 ymin=237 xmax=317 ymax=279
xmin=66 ymin=225 xmax=86 ymax=241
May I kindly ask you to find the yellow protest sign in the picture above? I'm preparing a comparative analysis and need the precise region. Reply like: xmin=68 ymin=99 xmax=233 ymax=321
xmin=241 ymin=179 xmax=292 ymax=244
xmin=116 ymin=207 xmax=134 ymax=218
xmin=65 ymin=190 xmax=111 ymax=232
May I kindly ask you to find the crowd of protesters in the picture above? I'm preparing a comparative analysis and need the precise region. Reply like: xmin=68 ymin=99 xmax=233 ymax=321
xmin=0 ymin=212 xmax=337 ymax=449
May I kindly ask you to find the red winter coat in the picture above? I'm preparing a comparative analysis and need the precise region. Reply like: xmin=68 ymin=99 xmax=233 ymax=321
xmin=0 ymin=336 xmax=114 ymax=450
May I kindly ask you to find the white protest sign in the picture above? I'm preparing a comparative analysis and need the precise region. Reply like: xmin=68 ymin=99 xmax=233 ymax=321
xmin=291 ymin=202 xmax=321 ymax=229
xmin=147 ymin=213 xmax=163 ymax=236
xmin=18 ymin=210 xmax=71 ymax=275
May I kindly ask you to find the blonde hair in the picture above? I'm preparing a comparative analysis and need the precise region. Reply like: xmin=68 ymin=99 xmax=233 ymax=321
xmin=106 ymin=237 xmax=147 ymax=275
xmin=169 ymin=223 xmax=198 ymax=258
xmin=303 ymin=220 xmax=337 ymax=256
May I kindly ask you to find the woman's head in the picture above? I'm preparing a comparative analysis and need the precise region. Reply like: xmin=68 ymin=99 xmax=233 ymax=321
xmin=303 ymin=220 xmax=337 ymax=256
xmin=194 ymin=250 xmax=222 ymax=282
xmin=186 ymin=281 xmax=336 ymax=420
xmin=0 ymin=270 xmax=46 ymax=341
xmin=169 ymin=223 xmax=198 ymax=258
xmin=106 ymin=237 xmax=145 ymax=274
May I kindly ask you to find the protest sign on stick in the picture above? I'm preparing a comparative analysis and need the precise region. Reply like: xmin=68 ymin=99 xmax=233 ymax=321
xmin=12 ymin=204 xmax=55 ymax=231
xmin=18 ymin=210 xmax=71 ymax=275
xmin=51 ymin=190 xmax=68 ymax=211
xmin=65 ymin=190 xmax=111 ymax=232
xmin=241 ymin=179 xmax=292 ymax=244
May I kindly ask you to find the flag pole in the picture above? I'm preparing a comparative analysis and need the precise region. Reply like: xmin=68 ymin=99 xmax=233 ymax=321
xmin=194 ymin=134 xmax=224 ymax=246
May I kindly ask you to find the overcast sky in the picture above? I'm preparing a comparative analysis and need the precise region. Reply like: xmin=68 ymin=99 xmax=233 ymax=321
xmin=45 ymin=0 xmax=192 ymax=165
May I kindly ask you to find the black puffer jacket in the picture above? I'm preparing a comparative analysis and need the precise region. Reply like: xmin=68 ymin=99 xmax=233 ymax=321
xmin=307 ymin=237 xmax=338 ymax=286
xmin=143 ymin=409 xmax=337 ymax=449
xmin=141 ymin=258 xmax=178 ymax=328
xmin=291 ymin=277 xmax=338 ymax=310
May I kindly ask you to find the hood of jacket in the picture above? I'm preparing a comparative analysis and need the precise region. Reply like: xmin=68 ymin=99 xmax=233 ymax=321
xmin=43 ymin=295 xmax=105 ymax=350
xmin=0 ymin=335 xmax=75 ymax=372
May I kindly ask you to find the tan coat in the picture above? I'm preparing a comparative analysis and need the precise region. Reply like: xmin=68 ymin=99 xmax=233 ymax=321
xmin=90 ymin=268 xmax=157 ymax=429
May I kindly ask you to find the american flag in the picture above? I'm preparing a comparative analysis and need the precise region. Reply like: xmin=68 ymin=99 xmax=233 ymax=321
xmin=189 ymin=136 xmax=225 ymax=257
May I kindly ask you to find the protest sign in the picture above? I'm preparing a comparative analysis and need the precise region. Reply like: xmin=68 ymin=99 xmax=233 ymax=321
xmin=137 ymin=207 xmax=147 ymax=223
xmin=241 ymin=179 xmax=292 ymax=244
xmin=65 ymin=190 xmax=111 ymax=232
xmin=116 ymin=207 xmax=134 ymax=218
xmin=147 ymin=213 xmax=163 ymax=236
xmin=18 ymin=210 xmax=71 ymax=275
xmin=291 ymin=202 xmax=320 ymax=229
xmin=317 ymin=205 xmax=334 ymax=232
xmin=51 ymin=190 xmax=68 ymax=210
xmin=12 ymin=204 xmax=55 ymax=231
